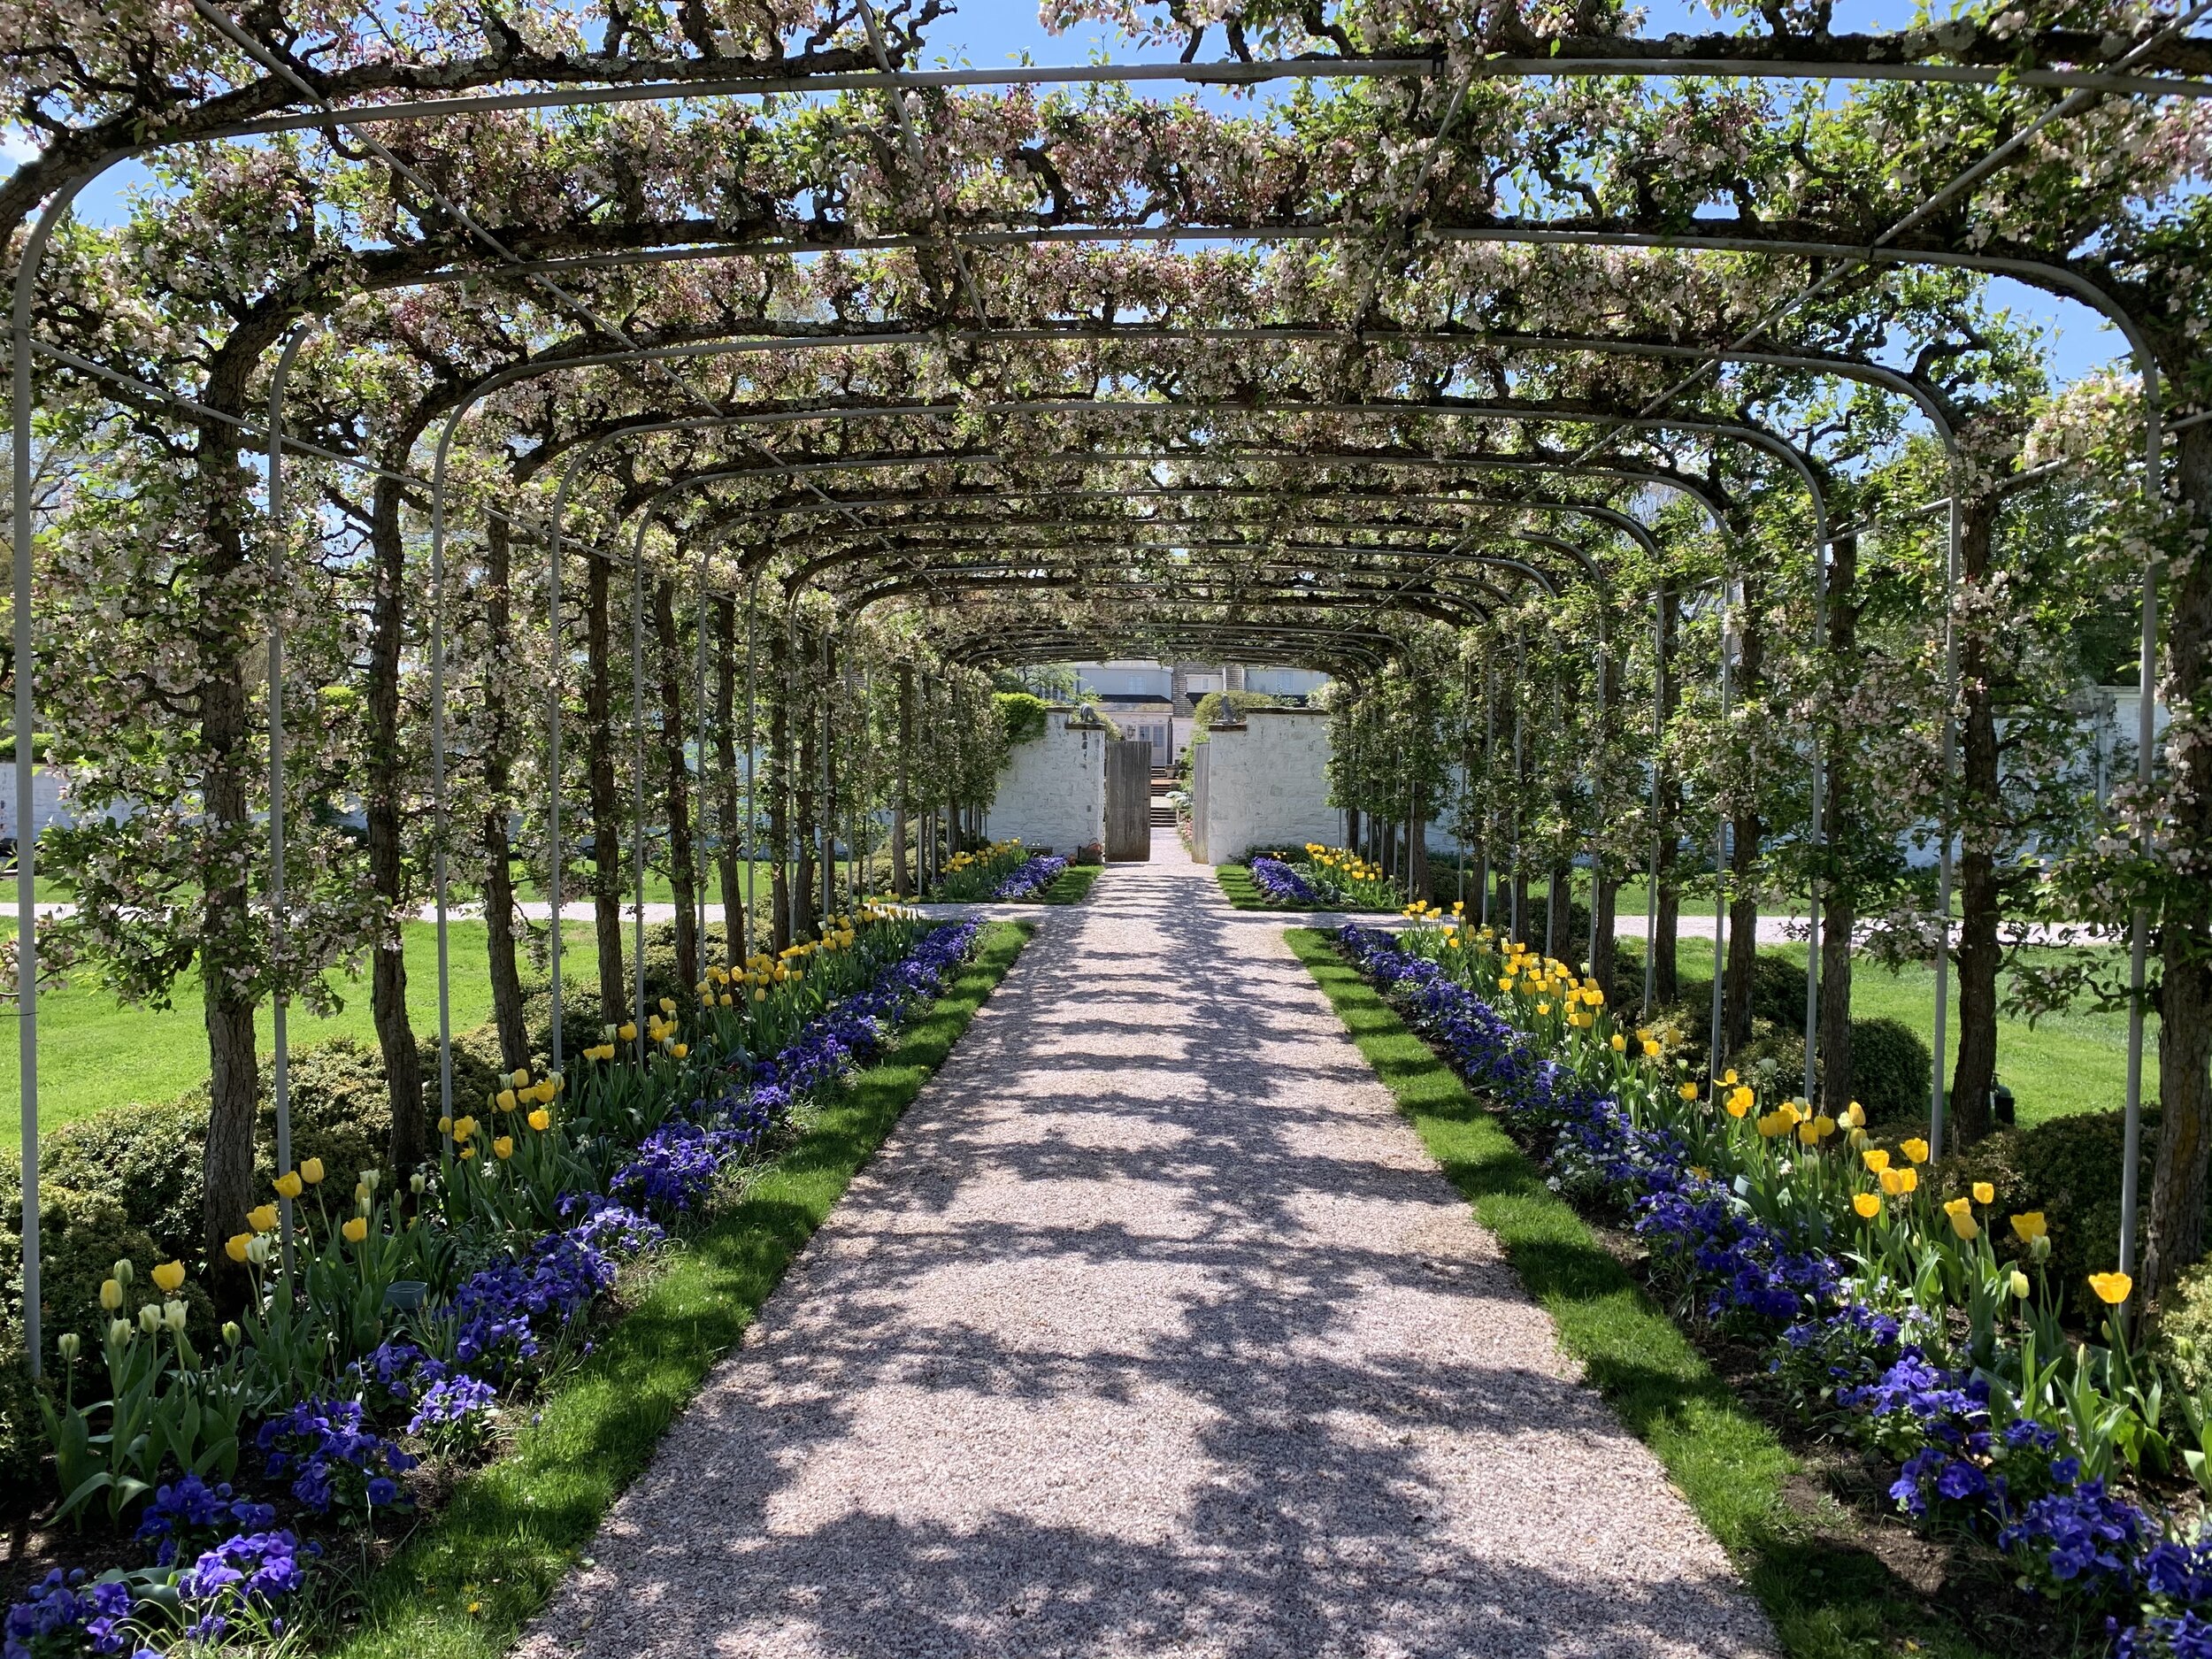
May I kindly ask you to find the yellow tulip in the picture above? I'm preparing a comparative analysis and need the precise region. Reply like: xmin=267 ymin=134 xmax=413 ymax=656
xmin=495 ymin=1089 xmax=518 ymax=1112
xmin=1878 ymin=1168 xmax=1905 ymax=1197
xmin=618 ymin=1022 xmax=637 ymax=1041
xmin=1726 ymin=1087 xmax=1754 ymax=1118
xmin=1609 ymin=1033 xmax=1626 ymax=1053
xmin=299 ymin=1157 xmax=325 ymax=1186
xmin=1950 ymin=1211 xmax=1980 ymax=1241
xmin=273 ymin=1171 xmax=303 ymax=1200
xmin=1642 ymin=1038 xmax=1661 ymax=1057
xmin=451 ymin=1115 xmax=478 ymax=1143
xmin=2089 ymin=1271 xmax=2133 ymax=1307
xmin=225 ymin=1234 xmax=250 ymax=1263
xmin=528 ymin=1108 xmax=551 ymax=1132
xmin=1863 ymin=1149 xmax=1891 ymax=1174
xmin=1901 ymin=1138 xmax=1930 ymax=1165
xmin=1678 ymin=1081 xmax=1700 ymax=1102
xmin=534 ymin=1080 xmax=557 ymax=1104
xmin=2008 ymin=1269 xmax=2032 ymax=1300
xmin=342 ymin=1217 xmax=368 ymax=1243
xmin=1896 ymin=1166 xmax=1919 ymax=1194
xmin=248 ymin=1203 xmax=279 ymax=1233
xmin=1972 ymin=1181 xmax=1995 ymax=1206
xmin=150 ymin=1261 xmax=185 ymax=1294
xmin=511 ymin=1067 xmax=531 ymax=1088
xmin=2010 ymin=1211 xmax=2048 ymax=1243
xmin=493 ymin=1136 xmax=514 ymax=1160
xmin=1853 ymin=1193 xmax=1883 ymax=1220
xmin=99 ymin=1278 xmax=123 ymax=1310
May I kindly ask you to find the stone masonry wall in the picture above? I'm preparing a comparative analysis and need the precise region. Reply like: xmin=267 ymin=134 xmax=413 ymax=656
xmin=986 ymin=709 xmax=1106 ymax=854
xmin=1194 ymin=707 xmax=1340 ymax=864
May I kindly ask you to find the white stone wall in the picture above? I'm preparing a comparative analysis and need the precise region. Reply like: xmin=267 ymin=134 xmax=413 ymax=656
xmin=986 ymin=709 xmax=1106 ymax=854
xmin=1192 ymin=708 xmax=1340 ymax=864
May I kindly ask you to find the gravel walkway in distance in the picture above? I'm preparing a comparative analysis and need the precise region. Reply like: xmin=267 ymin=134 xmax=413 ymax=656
xmin=517 ymin=833 xmax=1774 ymax=1659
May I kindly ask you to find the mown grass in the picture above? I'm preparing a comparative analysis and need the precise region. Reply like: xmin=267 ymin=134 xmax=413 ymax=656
xmin=0 ymin=921 xmax=601 ymax=1146
xmin=323 ymin=919 xmax=1031 ymax=1659
xmin=1653 ymin=936 xmax=2152 ymax=1132
xmin=1037 ymin=862 xmax=1105 ymax=905
xmin=1287 ymin=926 xmax=1995 ymax=1659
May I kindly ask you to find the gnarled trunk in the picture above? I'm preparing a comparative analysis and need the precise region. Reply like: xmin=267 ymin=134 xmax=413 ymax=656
xmin=1722 ymin=595 xmax=1766 ymax=1057
xmin=1816 ymin=533 xmax=1862 ymax=1110
xmin=586 ymin=554 xmax=626 ymax=1024
xmin=2146 ymin=423 xmax=2212 ymax=1298
xmin=714 ymin=597 xmax=743 ymax=966
xmin=1948 ymin=497 xmax=2006 ymax=1145
xmin=893 ymin=664 xmax=914 ymax=895
xmin=768 ymin=624 xmax=792 ymax=953
xmin=365 ymin=470 xmax=426 ymax=1185
xmin=655 ymin=578 xmax=699 ymax=994
xmin=480 ymin=517 xmax=527 ymax=1070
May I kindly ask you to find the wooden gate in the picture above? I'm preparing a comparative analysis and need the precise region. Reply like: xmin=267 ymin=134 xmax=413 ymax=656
xmin=1103 ymin=739 xmax=1152 ymax=861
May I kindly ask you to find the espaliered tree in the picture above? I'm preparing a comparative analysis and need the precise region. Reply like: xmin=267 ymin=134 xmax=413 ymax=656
xmin=13 ymin=1 xmax=2212 ymax=1310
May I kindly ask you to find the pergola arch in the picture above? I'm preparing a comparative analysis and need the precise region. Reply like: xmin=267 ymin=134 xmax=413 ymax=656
xmin=12 ymin=1 xmax=2210 ymax=1399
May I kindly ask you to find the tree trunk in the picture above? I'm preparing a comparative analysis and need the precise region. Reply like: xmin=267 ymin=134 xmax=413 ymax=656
xmin=1724 ymin=834 xmax=1761 ymax=1057
xmin=1817 ymin=533 xmax=1862 ymax=1111
xmin=1547 ymin=856 xmax=1572 ymax=959
xmin=1407 ymin=780 xmax=1430 ymax=899
xmin=1949 ymin=496 xmax=2004 ymax=1144
xmin=714 ymin=598 xmax=743 ymax=966
xmin=1653 ymin=584 xmax=1684 ymax=1003
xmin=586 ymin=555 xmax=626 ymax=1024
xmin=893 ymin=664 xmax=914 ymax=895
xmin=795 ymin=683 xmax=818 ymax=941
xmin=2146 ymin=423 xmax=2212 ymax=1298
xmin=196 ymin=529 xmax=257 ymax=1287
xmin=768 ymin=624 xmax=793 ymax=952
xmin=1723 ymin=595 xmax=1766 ymax=1056
xmin=654 ymin=578 xmax=699 ymax=995
xmin=365 ymin=470 xmax=426 ymax=1184
xmin=1593 ymin=873 xmax=1620 ymax=1000
xmin=479 ymin=516 xmax=528 ymax=1070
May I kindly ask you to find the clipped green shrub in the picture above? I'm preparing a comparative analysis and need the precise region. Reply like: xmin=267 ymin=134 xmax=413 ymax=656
xmin=1850 ymin=1017 xmax=1934 ymax=1124
xmin=0 ymin=1322 xmax=38 ymax=1494
xmin=2154 ymin=1259 xmax=2212 ymax=1393
xmin=1951 ymin=1107 xmax=2160 ymax=1321
xmin=0 ymin=1184 xmax=218 ymax=1371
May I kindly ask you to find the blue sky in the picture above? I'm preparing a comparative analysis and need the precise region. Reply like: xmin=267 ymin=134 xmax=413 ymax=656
xmin=8 ymin=0 xmax=2131 ymax=385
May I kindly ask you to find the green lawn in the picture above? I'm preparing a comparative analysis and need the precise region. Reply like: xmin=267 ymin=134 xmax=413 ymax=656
xmin=0 ymin=921 xmax=598 ymax=1147
xmin=1633 ymin=936 xmax=2154 ymax=1132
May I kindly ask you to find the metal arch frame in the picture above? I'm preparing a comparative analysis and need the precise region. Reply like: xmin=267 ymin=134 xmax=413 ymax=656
xmin=841 ymin=570 xmax=1497 ymax=630
xmin=5 ymin=60 xmax=2169 ymax=1369
xmin=771 ymin=524 xmax=1621 ymax=601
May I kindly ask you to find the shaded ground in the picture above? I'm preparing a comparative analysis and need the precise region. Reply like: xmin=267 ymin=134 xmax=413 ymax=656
xmin=518 ymin=833 xmax=1770 ymax=1659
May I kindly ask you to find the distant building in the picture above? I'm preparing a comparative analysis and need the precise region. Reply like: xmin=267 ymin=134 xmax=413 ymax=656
xmin=1055 ymin=658 xmax=1332 ymax=768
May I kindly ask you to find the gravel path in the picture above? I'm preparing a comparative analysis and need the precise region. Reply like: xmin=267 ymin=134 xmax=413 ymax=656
xmin=517 ymin=833 xmax=1773 ymax=1659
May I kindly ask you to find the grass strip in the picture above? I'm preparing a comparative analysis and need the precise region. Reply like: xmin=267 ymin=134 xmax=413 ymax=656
xmin=1286 ymin=926 xmax=1994 ymax=1659
xmin=1039 ymin=862 xmax=1104 ymax=905
xmin=327 ymin=919 xmax=1033 ymax=1659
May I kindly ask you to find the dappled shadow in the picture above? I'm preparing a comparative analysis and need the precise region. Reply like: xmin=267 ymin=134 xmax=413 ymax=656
xmin=518 ymin=840 xmax=1773 ymax=1659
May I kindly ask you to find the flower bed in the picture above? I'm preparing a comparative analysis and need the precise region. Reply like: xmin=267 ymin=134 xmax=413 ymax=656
xmin=990 ymin=854 xmax=1068 ymax=902
xmin=1247 ymin=856 xmax=1322 ymax=905
xmin=927 ymin=839 xmax=1030 ymax=901
xmin=7 ymin=912 xmax=981 ymax=1656
xmin=1336 ymin=918 xmax=2212 ymax=1656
